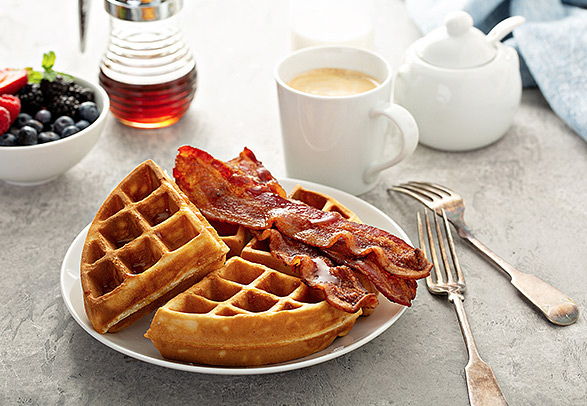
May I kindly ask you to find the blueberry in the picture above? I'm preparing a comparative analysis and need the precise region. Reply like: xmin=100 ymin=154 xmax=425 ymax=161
xmin=38 ymin=131 xmax=60 ymax=144
xmin=17 ymin=126 xmax=38 ymax=145
xmin=54 ymin=116 xmax=75 ymax=135
xmin=24 ymin=119 xmax=44 ymax=133
xmin=75 ymin=120 xmax=90 ymax=131
xmin=0 ymin=133 xmax=18 ymax=146
xmin=60 ymin=125 xmax=80 ymax=138
xmin=9 ymin=126 xmax=20 ymax=136
xmin=77 ymin=101 xmax=100 ymax=123
xmin=16 ymin=113 xmax=33 ymax=128
xmin=34 ymin=109 xmax=52 ymax=125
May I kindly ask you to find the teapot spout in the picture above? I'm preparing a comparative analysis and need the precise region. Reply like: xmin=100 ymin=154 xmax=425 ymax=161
xmin=487 ymin=15 xmax=525 ymax=45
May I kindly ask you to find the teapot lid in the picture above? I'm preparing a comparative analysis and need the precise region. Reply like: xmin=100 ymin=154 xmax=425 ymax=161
xmin=416 ymin=11 xmax=495 ymax=69
xmin=105 ymin=0 xmax=183 ymax=21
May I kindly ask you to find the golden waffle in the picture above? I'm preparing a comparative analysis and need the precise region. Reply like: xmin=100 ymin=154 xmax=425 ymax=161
xmin=80 ymin=160 xmax=229 ymax=334
xmin=241 ymin=185 xmax=379 ymax=315
xmin=206 ymin=219 xmax=251 ymax=259
xmin=145 ymin=256 xmax=361 ymax=366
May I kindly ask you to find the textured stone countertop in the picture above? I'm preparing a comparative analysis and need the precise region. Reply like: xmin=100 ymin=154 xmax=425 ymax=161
xmin=1 ymin=1 xmax=586 ymax=405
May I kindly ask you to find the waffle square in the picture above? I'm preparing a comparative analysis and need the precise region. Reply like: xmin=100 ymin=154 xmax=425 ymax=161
xmin=145 ymin=256 xmax=361 ymax=366
xmin=81 ymin=160 xmax=229 ymax=333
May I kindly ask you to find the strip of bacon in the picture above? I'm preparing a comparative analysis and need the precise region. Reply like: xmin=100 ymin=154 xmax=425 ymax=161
xmin=173 ymin=146 xmax=432 ymax=307
xmin=258 ymin=229 xmax=379 ymax=313
xmin=227 ymin=148 xmax=287 ymax=198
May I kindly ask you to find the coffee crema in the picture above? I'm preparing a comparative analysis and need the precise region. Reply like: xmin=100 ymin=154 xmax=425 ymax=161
xmin=288 ymin=68 xmax=379 ymax=96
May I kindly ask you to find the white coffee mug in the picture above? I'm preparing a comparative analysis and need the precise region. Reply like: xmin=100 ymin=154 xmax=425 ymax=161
xmin=274 ymin=46 xmax=419 ymax=195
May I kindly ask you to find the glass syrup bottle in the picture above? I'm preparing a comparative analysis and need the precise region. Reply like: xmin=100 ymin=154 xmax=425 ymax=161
xmin=99 ymin=0 xmax=197 ymax=129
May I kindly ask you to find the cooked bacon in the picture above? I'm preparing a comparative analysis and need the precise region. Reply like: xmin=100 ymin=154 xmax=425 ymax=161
xmin=173 ymin=146 xmax=432 ymax=308
xmin=259 ymin=229 xmax=379 ymax=313
xmin=227 ymin=148 xmax=287 ymax=198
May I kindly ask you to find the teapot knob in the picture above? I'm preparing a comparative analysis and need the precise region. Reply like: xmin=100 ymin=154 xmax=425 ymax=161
xmin=445 ymin=11 xmax=473 ymax=37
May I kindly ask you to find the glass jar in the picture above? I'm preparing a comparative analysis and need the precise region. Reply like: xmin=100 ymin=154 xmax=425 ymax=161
xmin=99 ymin=0 xmax=197 ymax=129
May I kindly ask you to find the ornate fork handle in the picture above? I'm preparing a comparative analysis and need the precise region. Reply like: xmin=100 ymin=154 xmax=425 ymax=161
xmin=449 ymin=292 xmax=508 ymax=406
xmin=453 ymin=220 xmax=579 ymax=326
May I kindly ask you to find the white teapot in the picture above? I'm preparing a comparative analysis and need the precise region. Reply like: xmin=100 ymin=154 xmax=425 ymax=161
xmin=394 ymin=11 xmax=525 ymax=151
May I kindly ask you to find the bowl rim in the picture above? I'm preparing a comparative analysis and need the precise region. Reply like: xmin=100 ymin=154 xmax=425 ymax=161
xmin=0 ymin=72 xmax=109 ymax=151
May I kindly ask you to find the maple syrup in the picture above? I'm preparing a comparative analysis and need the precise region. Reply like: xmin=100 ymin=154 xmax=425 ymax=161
xmin=99 ymin=68 xmax=197 ymax=129
xmin=100 ymin=0 xmax=197 ymax=129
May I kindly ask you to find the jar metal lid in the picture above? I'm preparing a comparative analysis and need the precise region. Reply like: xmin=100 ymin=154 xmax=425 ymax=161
xmin=105 ymin=0 xmax=183 ymax=21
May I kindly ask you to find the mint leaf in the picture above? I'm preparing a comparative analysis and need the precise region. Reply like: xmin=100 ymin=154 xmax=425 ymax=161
xmin=42 ymin=51 xmax=56 ymax=71
xmin=26 ymin=68 xmax=43 ymax=83
xmin=56 ymin=71 xmax=75 ymax=81
xmin=43 ymin=70 xmax=57 ymax=81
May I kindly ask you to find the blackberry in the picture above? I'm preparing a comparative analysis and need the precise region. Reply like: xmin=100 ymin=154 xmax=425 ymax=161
xmin=68 ymin=83 xmax=95 ymax=103
xmin=18 ymin=83 xmax=44 ymax=114
xmin=48 ymin=94 xmax=79 ymax=118
xmin=40 ymin=75 xmax=70 ymax=102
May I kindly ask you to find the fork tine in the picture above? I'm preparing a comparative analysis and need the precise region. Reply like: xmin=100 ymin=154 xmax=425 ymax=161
xmin=417 ymin=213 xmax=435 ymax=289
xmin=409 ymin=181 xmax=453 ymax=198
xmin=389 ymin=185 xmax=435 ymax=210
xmin=422 ymin=211 xmax=444 ymax=285
xmin=440 ymin=208 xmax=465 ymax=286
xmin=431 ymin=209 xmax=455 ymax=285
xmin=419 ymin=182 xmax=457 ymax=197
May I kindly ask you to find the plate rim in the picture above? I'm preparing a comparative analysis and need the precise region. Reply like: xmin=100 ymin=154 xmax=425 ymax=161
xmin=60 ymin=177 xmax=411 ymax=375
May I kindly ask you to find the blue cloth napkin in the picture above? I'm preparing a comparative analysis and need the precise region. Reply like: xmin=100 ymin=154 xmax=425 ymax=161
xmin=405 ymin=0 xmax=587 ymax=142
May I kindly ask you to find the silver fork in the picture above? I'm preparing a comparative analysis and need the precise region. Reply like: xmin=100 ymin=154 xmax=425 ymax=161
xmin=391 ymin=182 xmax=579 ymax=326
xmin=419 ymin=210 xmax=508 ymax=406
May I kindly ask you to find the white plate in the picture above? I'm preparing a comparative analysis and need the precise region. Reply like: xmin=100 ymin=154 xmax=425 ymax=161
xmin=60 ymin=178 xmax=411 ymax=375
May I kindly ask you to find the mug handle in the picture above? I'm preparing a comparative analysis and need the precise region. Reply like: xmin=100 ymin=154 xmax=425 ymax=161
xmin=364 ymin=103 xmax=419 ymax=183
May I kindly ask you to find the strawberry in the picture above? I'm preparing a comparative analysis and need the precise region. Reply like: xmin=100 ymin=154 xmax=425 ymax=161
xmin=0 ymin=69 xmax=28 ymax=95
xmin=0 ymin=106 xmax=11 ymax=134
xmin=0 ymin=94 xmax=21 ymax=125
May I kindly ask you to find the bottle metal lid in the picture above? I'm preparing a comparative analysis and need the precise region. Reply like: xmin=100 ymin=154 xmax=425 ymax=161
xmin=105 ymin=0 xmax=183 ymax=21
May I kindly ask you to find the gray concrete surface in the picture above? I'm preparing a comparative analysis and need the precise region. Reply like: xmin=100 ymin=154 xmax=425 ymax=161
xmin=1 ymin=1 xmax=586 ymax=405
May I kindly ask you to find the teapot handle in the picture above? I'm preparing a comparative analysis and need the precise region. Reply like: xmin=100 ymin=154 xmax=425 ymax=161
xmin=486 ymin=16 xmax=525 ymax=45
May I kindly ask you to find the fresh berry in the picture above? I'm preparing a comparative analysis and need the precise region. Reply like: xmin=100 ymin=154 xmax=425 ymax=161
xmin=38 ymin=131 xmax=60 ymax=144
xmin=0 ymin=106 xmax=10 ymax=134
xmin=75 ymin=120 xmax=90 ymax=131
xmin=53 ymin=116 xmax=75 ymax=135
xmin=0 ymin=132 xmax=17 ymax=146
xmin=0 ymin=94 xmax=21 ymax=124
xmin=49 ymin=94 xmax=78 ymax=118
xmin=78 ymin=101 xmax=100 ymax=123
xmin=17 ymin=83 xmax=44 ymax=114
xmin=16 ymin=113 xmax=33 ymax=128
xmin=24 ymin=119 xmax=43 ymax=133
xmin=0 ymin=69 xmax=28 ymax=94
xmin=17 ymin=126 xmax=38 ymax=145
xmin=34 ymin=109 xmax=52 ymax=126
xmin=68 ymin=83 xmax=95 ymax=103
xmin=41 ymin=76 xmax=69 ymax=100
xmin=60 ymin=125 xmax=80 ymax=138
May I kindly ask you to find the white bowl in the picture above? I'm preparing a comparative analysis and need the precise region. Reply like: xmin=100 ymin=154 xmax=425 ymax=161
xmin=0 ymin=75 xmax=109 ymax=186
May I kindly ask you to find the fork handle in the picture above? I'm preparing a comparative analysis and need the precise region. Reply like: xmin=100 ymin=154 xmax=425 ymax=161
xmin=461 ymin=232 xmax=579 ymax=326
xmin=450 ymin=294 xmax=508 ymax=406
